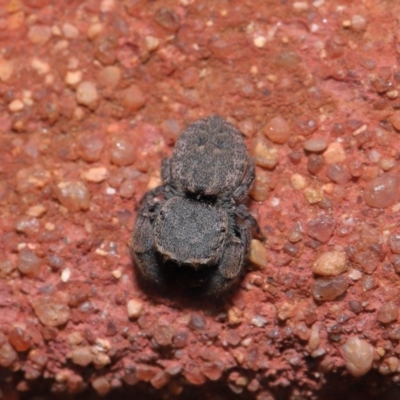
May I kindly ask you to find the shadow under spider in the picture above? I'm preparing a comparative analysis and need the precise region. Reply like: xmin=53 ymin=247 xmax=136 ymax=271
xmin=132 ymin=260 xmax=243 ymax=313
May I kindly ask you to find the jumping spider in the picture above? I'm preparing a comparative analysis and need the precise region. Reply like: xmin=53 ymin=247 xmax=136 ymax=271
xmin=131 ymin=115 xmax=261 ymax=295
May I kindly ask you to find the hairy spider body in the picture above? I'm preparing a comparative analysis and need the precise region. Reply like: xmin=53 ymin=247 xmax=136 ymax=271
xmin=131 ymin=115 xmax=260 ymax=295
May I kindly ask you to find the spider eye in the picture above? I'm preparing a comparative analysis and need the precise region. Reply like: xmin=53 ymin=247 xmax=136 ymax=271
xmin=220 ymin=226 xmax=227 ymax=233
xmin=196 ymin=135 xmax=207 ymax=146
xmin=159 ymin=210 xmax=165 ymax=220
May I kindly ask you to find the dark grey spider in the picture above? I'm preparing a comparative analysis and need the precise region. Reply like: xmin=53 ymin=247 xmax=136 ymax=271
xmin=131 ymin=115 xmax=260 ymax=295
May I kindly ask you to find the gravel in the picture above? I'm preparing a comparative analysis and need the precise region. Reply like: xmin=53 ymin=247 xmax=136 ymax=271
xmin=55 ymin=180 xmax=91 ymax=211
xmin=31 ymin=293 xmax=70 ymax=327
xmin=1 ymin=0 xmax=400 ymax=398
xmin=312 ymin=250 xmax=347 ymax=276
xmin=364 ymin=174 xmax=399 ymax=208
xmin=264 ymin=116 xmax=291 ymax=144
xmin=341 ymin=337 xmax=374 ymax=377
xmin=76 ymin=81 xmax=99 ymax=109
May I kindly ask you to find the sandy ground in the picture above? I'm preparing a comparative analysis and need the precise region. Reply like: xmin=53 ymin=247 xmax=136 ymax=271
xmin=1 ymin=0 xmax=400 ymax=399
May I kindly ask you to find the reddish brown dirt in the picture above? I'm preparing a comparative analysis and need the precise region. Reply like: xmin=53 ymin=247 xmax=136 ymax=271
xmin=1 ymin=0 xmax=400 ymax=399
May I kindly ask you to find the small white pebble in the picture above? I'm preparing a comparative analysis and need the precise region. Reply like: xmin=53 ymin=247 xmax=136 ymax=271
xmin=9 ymin=99 xmax=24 ymax=112
xmin=62 ymin=23 xmax=79 ymax=39
xmin=145 ymin=36 xmax=160 ymax=51
xmin=61 ymin=268 xmax=71 ymax=283
xmin=348 ymin=269 xmax=362 ymax=281
xmin=53 ymin=40 xmax=69 ymax=53
xmin=26 ymin=205 xmax=47 ymax=217
xmin=253 ymin=140 xmax=279 ymax=169
xmin=65 ymin=70 xmax=82 ymax=86
xmin=253 ymin=36 xmax=267 ymax=48
xmin=228 ymin=306 xmax=243 ymax=325
xmin=251 ymin=315 xmax=267 ymax=327
xmin=106 ymin=187 xmax=116 ymax=195
xmin=342 ymin=20 xmax=351 ymax=28
xmin=387 ymin=90 xmax=399 ymax=99
xmin=323 ymin=142 xmax=346 ymax=164
xmin=127 ymin=299 xmax=143 ymax=319
xmin=308 ymin=323 xmax=320 ymax=350
xmin=45 ymin=222 xmax=55 ymax=231
xmin=304 ymin=187 xmax=324 ymax=204
xmin=312 ymin=250 xmax=347 ymax=276
xmin=31 ymin=58 xmax=50 ymax=75
xmin=95 ymin=248 xmax=108 ymax=256
xmin=293 ymin=1 xmax=309 ymax=11
xmin=95 ymin=338 xmax=111 ymax=353
xmin=76 ymin=81 xmax=99 ymax=109
xmin=248 ymin=239 xmax=268 ymax=269
xmin=56 ymin=180 xmax=90 ymax=211
xmin=368 ymin=149 xmax=381 ymax=163
xmin=291 ymin=174 xmax=307 ymax=190
xmin=351 ymin=15 xmax=367 ymax=32
xmin=380 ymin=158 xmax=395 ymax=171
xmin=352 ymin=124 xmax=367 ymax=136
xmin=100 ymin=0 xmax=115 ymax=12
xmin=87 ymin=23 xmax=104 ymax=40
xmin=82 ymin=167 xmax=108 ymax=183
xmin=241 ymin=337 xmax=253 ymax=347
xmin=51 ymin=25 xmax=62 ymax=36
xmin=322 ymin=183 xmax=334 ymax=194
xmin=270 ymin=197 xmax=280 ymax=207
xmin=146 ymin=171 xmax=161 ymax=191
xmin=313 ymin=0 xmax=325 ymax=6
xmin=68 ymin=331 xmax=83 ymax=345
xmin=28 ymin=25 xmax=52 ymax=45
xmin=93 ymin=353 xmax=111 ymax=368
xmin=112 ymin=270 xmax=122 ymax=279
xmin=342 ymin=337 xmax=374 ymax=377
xmin=22 ymin=90 xmax=32 ymax=101
xmin=0 ymin=58 xmax=13 ymax=82
xmin=250 ymin=65 xmax=258 ymax=74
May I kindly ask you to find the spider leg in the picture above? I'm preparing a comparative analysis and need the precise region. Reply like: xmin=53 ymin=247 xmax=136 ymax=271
xmin=204 ymin=223 xmax=250 ymax=296
xmin=235 ymin=204 xmax=264 ymax=240
xmin=161 ymin=158 xmax=171 ymax=184
xmin=231 ymin=159 xmax=255 ymax=202
xmin=138 ymin=184 xmax=171 ymax=207
xmin=131 ymin=199 xmax=163 ymax=284
xmin=138 ymin=159 xmax=180 ymax=205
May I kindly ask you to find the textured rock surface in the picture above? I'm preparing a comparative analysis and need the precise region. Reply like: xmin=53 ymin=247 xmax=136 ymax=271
xmin=0 ymin=0 xmax=400 ymax=399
